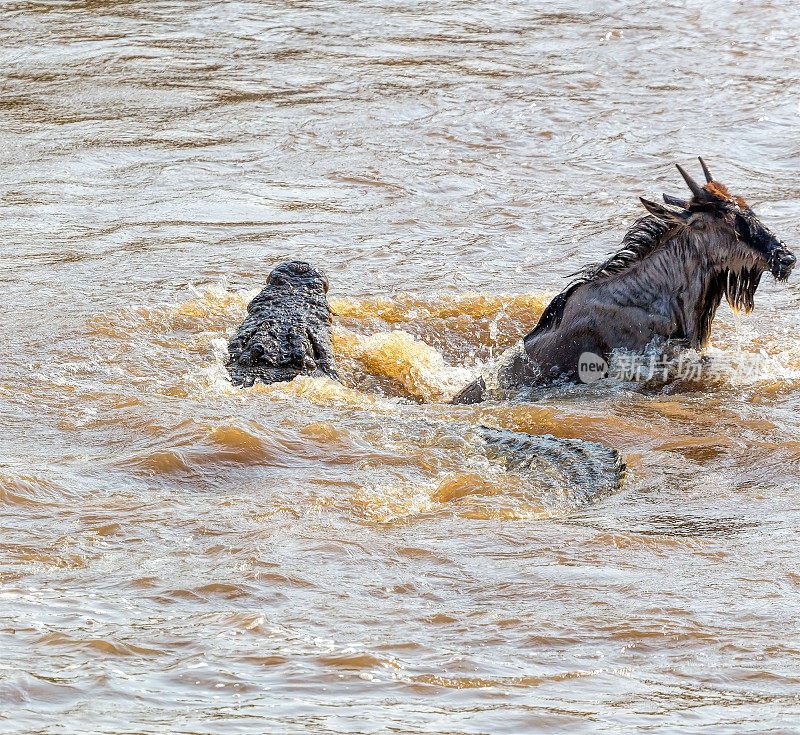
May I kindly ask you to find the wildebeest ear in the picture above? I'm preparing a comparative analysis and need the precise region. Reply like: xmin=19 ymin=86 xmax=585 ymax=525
xmin=639 ymin=197 xmax=691 ymax=224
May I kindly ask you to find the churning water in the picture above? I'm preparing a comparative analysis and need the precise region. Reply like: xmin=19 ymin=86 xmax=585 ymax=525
xmin=3 ymin=1 xmax=800 ymax=732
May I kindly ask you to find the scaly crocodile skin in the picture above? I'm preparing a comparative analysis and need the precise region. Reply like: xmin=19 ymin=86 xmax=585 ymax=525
xmin=226 ymin=261 xmax=339 ymax=388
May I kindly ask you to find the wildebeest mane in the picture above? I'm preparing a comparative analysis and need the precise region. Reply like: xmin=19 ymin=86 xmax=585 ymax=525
xmin=694 ymin=266 xmax=760 ymax=347
xmin=528 ymin=215 xmax=672 ymax=337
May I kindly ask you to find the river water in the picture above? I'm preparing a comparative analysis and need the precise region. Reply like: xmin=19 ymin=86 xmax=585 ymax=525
xmin=3 ymin=1 xmax=800 ymax=733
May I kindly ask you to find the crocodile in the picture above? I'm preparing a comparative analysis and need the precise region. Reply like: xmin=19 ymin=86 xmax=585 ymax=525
xmin=225 ymin=261 xmax=625 ymax=499
xmin=226 ymin=260 xmax=339 ymax=388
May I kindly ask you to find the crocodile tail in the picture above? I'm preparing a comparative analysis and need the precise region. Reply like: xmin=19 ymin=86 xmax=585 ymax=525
xmin=478 ymin=426 xmax=625 ymax=503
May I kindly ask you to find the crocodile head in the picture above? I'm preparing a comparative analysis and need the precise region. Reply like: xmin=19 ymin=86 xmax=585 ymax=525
xmin=267 ymin=260 xmax=329 ymax=293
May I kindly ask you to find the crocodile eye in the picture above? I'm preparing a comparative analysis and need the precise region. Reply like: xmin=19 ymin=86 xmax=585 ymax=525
xmin=289 ymin=261 xmax=312 ymax=275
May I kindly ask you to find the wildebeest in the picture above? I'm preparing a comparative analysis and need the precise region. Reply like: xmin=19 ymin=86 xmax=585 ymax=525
xmin=226 ymin=260 xmax=339 ymax=387
xmin=453 ymin=159 xmax=795 ymax=403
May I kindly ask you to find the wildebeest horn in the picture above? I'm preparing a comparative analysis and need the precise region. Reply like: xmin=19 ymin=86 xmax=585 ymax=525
xmin=698 ymin=157 xmax=713 ymax=183
xmin=663 ymin=194 xmax=689 ymax=208
xmin=676 ymin=163 xmax=704 ymax=199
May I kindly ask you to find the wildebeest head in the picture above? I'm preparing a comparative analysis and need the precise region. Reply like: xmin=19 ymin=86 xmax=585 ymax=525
xmin=639 ymin=159 xmax=795 ymax=301
xmin=267 ymin=260 xmax=329 ymax=293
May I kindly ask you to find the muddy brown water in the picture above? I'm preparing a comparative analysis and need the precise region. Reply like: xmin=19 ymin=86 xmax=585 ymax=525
xmin=3 ymin=1 xmax=800 ymax=733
